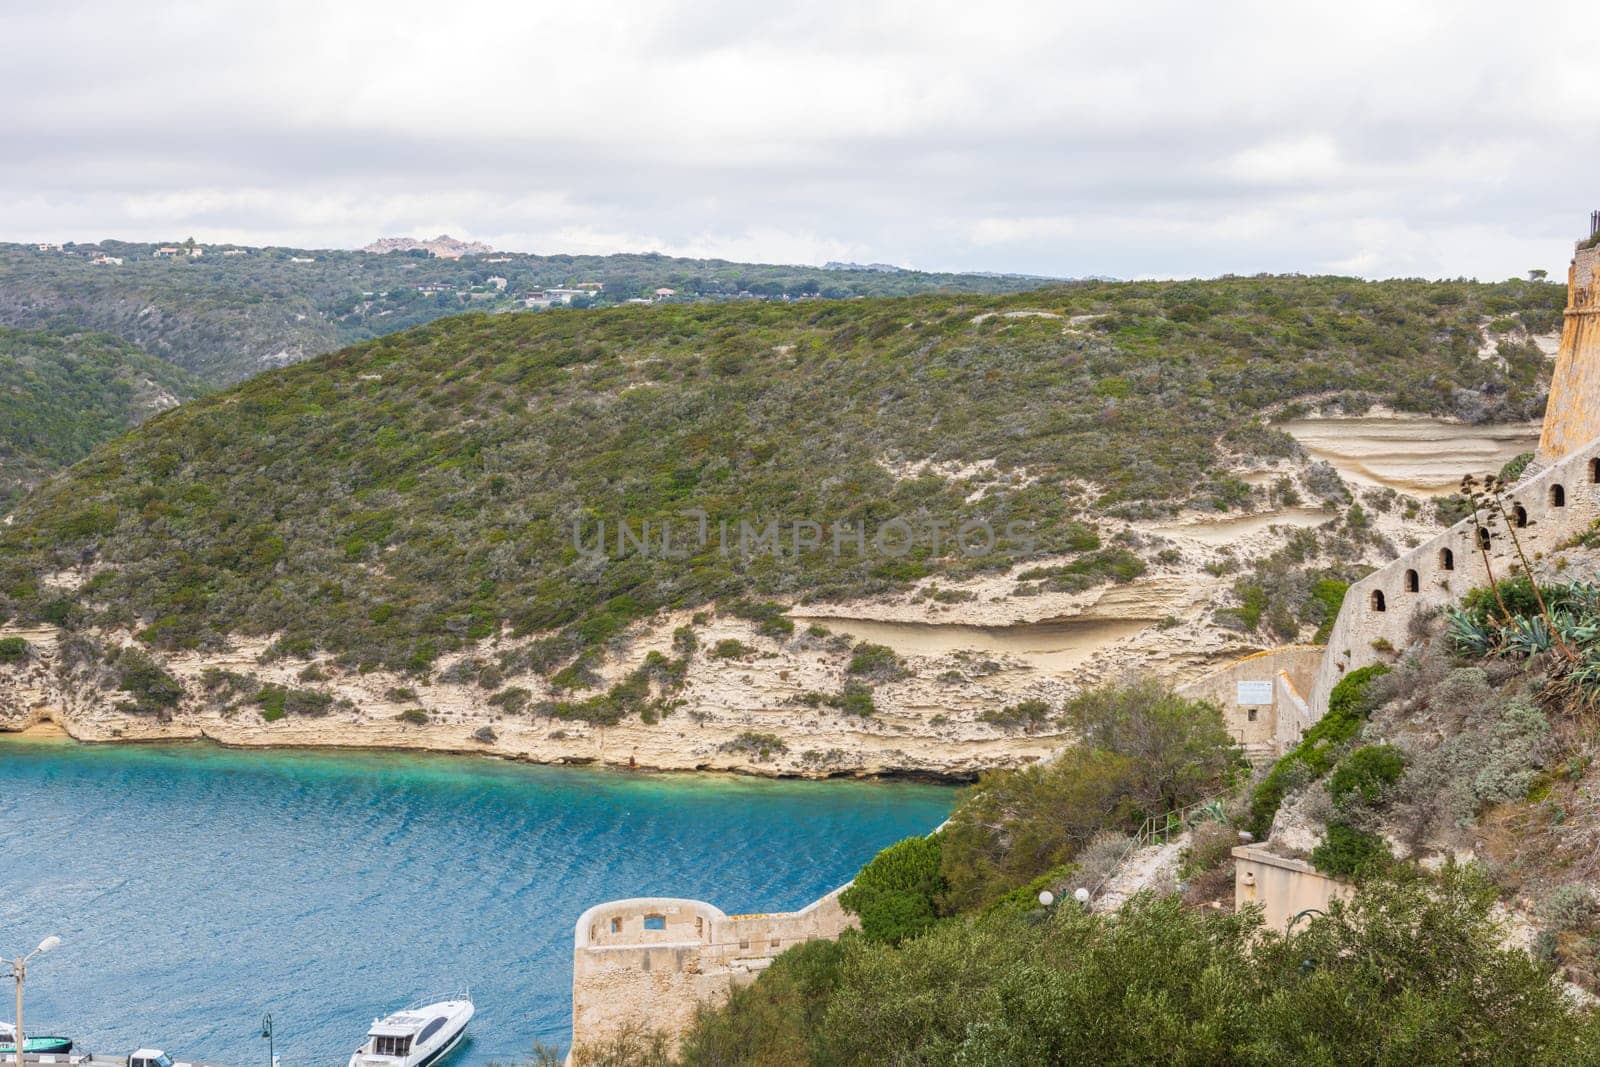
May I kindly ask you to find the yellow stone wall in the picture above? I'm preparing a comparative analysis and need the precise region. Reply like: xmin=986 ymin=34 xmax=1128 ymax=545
xmin=1537 ymin=241 xmax=1600 ymax=465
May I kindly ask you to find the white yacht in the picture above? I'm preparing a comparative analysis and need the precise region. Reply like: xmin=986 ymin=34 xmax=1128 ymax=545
xmin=348 ymin=996 xmax=474 ymax=1067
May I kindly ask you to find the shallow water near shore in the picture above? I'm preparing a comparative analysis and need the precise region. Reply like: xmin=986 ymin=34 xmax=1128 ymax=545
xmin=0 ymin=738 xmax=952 ymax=1063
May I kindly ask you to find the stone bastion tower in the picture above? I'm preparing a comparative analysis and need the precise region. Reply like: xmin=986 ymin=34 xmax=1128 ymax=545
xmin=1536 ymin=211 xmax=1600 ymax=467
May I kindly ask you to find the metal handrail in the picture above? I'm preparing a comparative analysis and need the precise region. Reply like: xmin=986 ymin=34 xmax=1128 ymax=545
xmin=1081 ymin=794 xmax=1227 ymax=904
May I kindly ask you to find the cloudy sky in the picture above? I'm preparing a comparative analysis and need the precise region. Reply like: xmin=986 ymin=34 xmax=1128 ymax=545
xmin=6 ymin=1 xmax=1599 ymax=279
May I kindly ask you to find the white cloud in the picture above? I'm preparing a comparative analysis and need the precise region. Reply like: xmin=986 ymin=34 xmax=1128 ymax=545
xmin=3 ymin=0 xmax=1599 ymax=278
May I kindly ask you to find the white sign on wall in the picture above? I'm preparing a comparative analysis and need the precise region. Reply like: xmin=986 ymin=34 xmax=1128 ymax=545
xmin=1236 ymin=679 xmax=1274 ymax=706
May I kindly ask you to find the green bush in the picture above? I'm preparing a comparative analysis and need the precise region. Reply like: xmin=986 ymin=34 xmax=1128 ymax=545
xmin=1310 ymin=820 xmax=1392 ymax=878
xmin=825 ymin=683 xmax=876 ymax=716
xmin=845 ymin=642 xmax=905 ymax=680
xmin=838 ymin=835 xmax=947 ymax=945
xmin=115 ymin=648 xmax=184 ymax=714
xmin=1329 ymin=743 xmax=1406 ymax=807
xmin=397 ymin=708 xmax=429 ymax=725
xmin=718 ymin=731 xmax=789 ymax=761
xmin=1499 ymin=451 xmax=1535 ymax=483
xmin=1248 ymin=664 xmax=1390 ymax=837
xmin=1310 ymin=578 xmax=1349 ymax=644
xmin=1461 ymin=574 xmax=1544 ymax=626
xmin=487 ymin=686 xmax=531 ymax=714
xmin=0 ymin=636 xmax=28 ymax=663
xmin=253 ymin=684 xmax=331 ymax=718
xmin=979 ymin=698 xmax=1053 ymax=733
xmin=679 ymin=865 xmax=1600 ymax=1065
xmin=729 ymin=599 xmax=795 ymax=639
xmin=711 ymin=638 xmax=754 ymax=660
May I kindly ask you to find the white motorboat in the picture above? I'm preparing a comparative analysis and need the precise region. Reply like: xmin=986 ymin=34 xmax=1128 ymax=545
xmin=348 ymin=996 xmax=474 ymax=1067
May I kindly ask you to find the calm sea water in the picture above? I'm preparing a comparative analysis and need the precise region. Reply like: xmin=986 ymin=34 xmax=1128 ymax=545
xmin=0 ymin=738 xmax=951 ymax=1065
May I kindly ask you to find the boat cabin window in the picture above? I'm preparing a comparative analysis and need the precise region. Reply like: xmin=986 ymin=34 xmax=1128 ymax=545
xmin=417 ymin=1018 xmax=447 ymax=1044
xmin=373 ymin=1035 xmax=413 ymax=1057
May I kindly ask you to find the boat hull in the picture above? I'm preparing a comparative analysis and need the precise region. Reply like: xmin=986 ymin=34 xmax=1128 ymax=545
xmin=0 ymin=1037 xmax=75 ymax=1055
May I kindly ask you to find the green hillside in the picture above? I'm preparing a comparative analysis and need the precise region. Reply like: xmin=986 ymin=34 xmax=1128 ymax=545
xmin=0 ymin=242 xmax=1055 ymax=386
xmin=0 ymin=276 xmax=1561 ymax=676
xmin=0 ymin=327 xmax=203 ymax=512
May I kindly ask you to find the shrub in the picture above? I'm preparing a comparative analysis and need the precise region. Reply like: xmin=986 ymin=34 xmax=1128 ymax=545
xmin=825 ymin=682 xmax=876 ymax=716
xmin=684 ymin=865 xmax=1600 ymax=1066
xmin=0 ymin=636 xmax=28 ymax=663
xmin=979 ymin=698 xmax=1052 ymax=733
xmin=487 ymin=686 xmax=531 ymax=714
xmin=1310 ymin=578 xmax=1348 ymax=643
xmin=115 ymin=648 xmax=184 ymax=714
xmin=1310 ymin=820 xmax=1391 ymax=878
xmin=1329 ymin=744 xmax=1406 ymax=808
xmin=839 ymin=835 xmax=947 ymax=945
xmin=472 ymin=725 xmax=497 ymax=743
xmin=1059 ymin=680 xmax=1241 ymax=816
xmin=397 ymin=708 xmax=429 ymax=725
xmin=671 ymin=625 xmax=697 ymax=655
xmin=1499 ymin=451 xmax=1534 ymax=483
xmin=711 ymin=638 xmax=754 ymax=660
xmin=845 ymin=641 xmax=906 ymax=680
xmin=253 ymin=684 xmax=331 ymax=718
xmin=718 ymin=731 xmax=788 ymax=761
xmin=729 ymin=599 xmax=795 ymax=639
xmin=1016 ymin=547 xmax=1146 ymax=592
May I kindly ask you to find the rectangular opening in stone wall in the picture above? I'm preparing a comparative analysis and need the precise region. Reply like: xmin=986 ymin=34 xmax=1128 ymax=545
xmin=644 ymin=915 xmax=666 ymax=931
xmin=611 ymin=917 xmax=622 ymax=934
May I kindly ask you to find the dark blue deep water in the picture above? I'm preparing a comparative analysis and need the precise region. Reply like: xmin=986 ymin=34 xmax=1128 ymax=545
xmin=0 ymin=738 xmax=951 ymax=1064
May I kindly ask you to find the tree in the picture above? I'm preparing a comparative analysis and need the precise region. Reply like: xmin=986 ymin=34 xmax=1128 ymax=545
xmin=839 ymin=835 xmax=946 ymax=945
xmin=1058 ymin=680 xmax=1242 ymax=814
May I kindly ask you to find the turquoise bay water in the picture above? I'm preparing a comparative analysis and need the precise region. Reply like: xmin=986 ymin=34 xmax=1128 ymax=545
xmin=0 ymin=739 xmax=951 ymax=1064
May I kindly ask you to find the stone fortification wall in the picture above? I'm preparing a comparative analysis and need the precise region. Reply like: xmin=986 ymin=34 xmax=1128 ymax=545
xmin=571 ymin=886 xmax=855 ymax=1053
xmin=1309 ymin=438 xmax=1600 ymax=713
xmin=1537 ymin=240 xmax=1600 ymax=465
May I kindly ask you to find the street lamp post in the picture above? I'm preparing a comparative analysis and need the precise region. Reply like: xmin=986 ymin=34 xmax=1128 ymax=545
xmin=6 ymin=936 xmax=61 ymax=1064
xmin=261 ymin=1013 xmax=273 ymax=1067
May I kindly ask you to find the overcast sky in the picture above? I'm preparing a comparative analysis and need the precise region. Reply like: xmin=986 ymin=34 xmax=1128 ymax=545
xmin=6 ymin=1 xmax=1599 ymax=279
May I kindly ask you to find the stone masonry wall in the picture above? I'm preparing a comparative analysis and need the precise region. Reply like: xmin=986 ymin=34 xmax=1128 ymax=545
xmin=570 ymin=887 xmax=856 ymax=1054
xmin=1309 ymin=436 xmax=1600 ymax=713
xmin=1537 ymin=241 xmax=1600 ymax=465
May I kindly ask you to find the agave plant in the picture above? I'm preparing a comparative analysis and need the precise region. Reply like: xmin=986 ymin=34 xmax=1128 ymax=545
xmin=1555 ymin=578 xmax=1600 ymax=618
xmin=1556 ymin=611 xmax=1600 ymax=651
xmin=1444 ymin=604 xmax=1495 ymax=656
xmin=1546 ymin=654 xmax=1600 ymax=714
xmin=1502 ymin=613 xmax=1556 ymax=657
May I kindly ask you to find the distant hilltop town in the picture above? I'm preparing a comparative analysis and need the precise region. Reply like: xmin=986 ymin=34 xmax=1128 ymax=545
xmin=362 ymin=234 xmax=494 ymax=259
